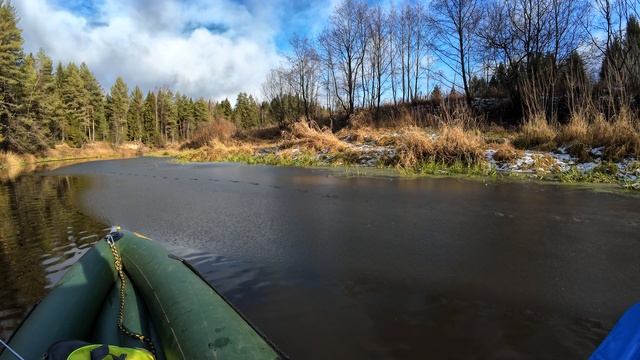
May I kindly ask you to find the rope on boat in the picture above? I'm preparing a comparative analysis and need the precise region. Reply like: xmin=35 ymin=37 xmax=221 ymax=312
xmin=106 ymin=228 xmax=157 ymax=357
xmin=0 ymin=339 xmax=25 ymax=360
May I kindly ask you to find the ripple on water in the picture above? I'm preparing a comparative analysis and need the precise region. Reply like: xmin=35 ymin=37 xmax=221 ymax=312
xmin=168 ymin=247 xmax=275 ymax=305
xmin=0 ymin=175 xmax=106 ymax=340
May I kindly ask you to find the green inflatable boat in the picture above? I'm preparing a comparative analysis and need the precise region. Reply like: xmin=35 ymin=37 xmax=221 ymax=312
xmin=0 ymin=228 xmax=283 ymax=360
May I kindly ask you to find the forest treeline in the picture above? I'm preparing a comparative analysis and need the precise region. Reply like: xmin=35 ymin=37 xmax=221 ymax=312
xmin=264 ymin=0 xmax=640 ymax=127
xmin=0 ymin=1 xmax=272 ymax=154
xmin=2 ymin=0 xmax=640 ymax=154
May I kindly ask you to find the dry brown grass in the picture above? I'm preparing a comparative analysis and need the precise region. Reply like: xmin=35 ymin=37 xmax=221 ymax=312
xmin=432 ymin=125 xmax=485 ymax=165
xmin=558 ymin=112 xmax=590 ymax=145
xmin=281 ymin=121 xmax=349 ymax=153
xmin=593 ymin=111 xmax=640 ymax=160
xmin=513 ymin=114 xmax=557 ymax=149
xmin=554 ymin=108 xmax=640 ymax=160
xmin=0 ymin=152 xmax=38 ymax=180
xmin=177 ymin=139 xmax=254 ymax=162
xmin=348 ymin=110 xmax=375 ymax=128
xmin=336 ymin=126 xmax=393 ymax=145
xmin=236 ymin=125 xmax=282 ymax=141
xmin=182 ymin=120 xmax=237 ymax=149
xmin=348 ymin=107 xmax=419 ymax=128
xmin=44 ymin=141 xmax=144 ymax=159
xmin=492 ymin=143 xmax=523 ymax=163
xmin=176 ymin=105 xmax=639 ymax=171
xmin=395 ymin=127 xmax=433 ymax=168
xmin=395 ymin=125 xmax=485 ymax=167
xmin=0 ymin=151 xmax=22 ymax=170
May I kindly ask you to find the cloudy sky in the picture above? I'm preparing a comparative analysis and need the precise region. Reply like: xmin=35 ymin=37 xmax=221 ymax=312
xmin=14 ymin=0 xmax=340 ymax=101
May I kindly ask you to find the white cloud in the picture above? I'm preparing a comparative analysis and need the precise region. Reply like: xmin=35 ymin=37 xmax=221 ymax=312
xmin=15 ymin=0 xmax=286 ymax=101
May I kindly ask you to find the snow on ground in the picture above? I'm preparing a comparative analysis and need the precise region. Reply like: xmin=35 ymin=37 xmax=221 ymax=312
xmin=261 ymin=133 xmax=639 ymax=189
xmin=485 ymin=145 xmax=640 ymax=189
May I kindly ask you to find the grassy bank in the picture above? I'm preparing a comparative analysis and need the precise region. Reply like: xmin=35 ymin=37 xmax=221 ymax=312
xmin=0 ymin=142 xmax=146 ymax=181
xmin=4 ymin=109 xmax=639 ymax=191
xmin=172 ymin=112 xmax=640 ymax=190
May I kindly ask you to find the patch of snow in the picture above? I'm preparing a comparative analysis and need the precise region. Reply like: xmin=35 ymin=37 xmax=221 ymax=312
xmin=576 ymin=162 xmax=598 ymax=173
xmin=590 ymin=146 xmax=605 ymax=157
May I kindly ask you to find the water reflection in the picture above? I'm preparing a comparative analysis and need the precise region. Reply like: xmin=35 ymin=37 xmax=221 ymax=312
xmin=0 ymin=175 xmax=105 ymax=339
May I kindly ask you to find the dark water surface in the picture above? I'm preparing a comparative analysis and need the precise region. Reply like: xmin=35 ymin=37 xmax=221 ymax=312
xmin=0 ymin=175 xmax=106 ymax=340
xmin=2 ymin=157 xmax=640 ymax=359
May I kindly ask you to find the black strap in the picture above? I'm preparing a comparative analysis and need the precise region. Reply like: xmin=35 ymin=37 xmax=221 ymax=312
xmin=90 ymin=344 xmax=127 ymax=360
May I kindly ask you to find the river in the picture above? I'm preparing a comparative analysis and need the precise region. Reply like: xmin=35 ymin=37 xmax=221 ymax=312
xmin=1 ymin=157 xmax=639 ymax=359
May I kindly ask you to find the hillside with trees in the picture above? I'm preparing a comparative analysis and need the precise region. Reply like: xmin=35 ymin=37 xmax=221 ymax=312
xmin=0 ymin=1 xmax=274 ymax=154
xmin=263 ymin=0 xmax=640 ymax=127
xmin=1 ymin=0 xmax=639 ymax=189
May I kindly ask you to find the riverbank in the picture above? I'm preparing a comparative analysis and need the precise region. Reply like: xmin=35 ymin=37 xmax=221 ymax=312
xmin=172 ymin=120 xmax=640 ymax=190
xmin=0 ymin=142 xmax=147 ymax=181
xmin=4 ymin=117 xmax=639 ymax=190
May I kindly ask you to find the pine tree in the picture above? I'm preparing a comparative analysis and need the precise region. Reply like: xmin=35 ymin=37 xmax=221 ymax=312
xmin=234 ymin=93 xmax=259 ymax=128
xmin=176 ymin=94 xmax=195 ymax=140
xmin=58 ymin=63 xmax=86 ymax=145
xmin=35 ymin=49 xmax=57 ymax=144
xmin=79 ymin=63 xmax=105 ymax=142
xmin=21 ymin=54 xmax=38 ymax=117
xmin=51 ymin=63 xmax=68 ymax=142
xmin=0 ymin=1 xmax=25 ymax=150
xmin=193 ymin=98 xmax=209 ymax=124
xmin=106 ymin=77 xmax=129 ymax=144
xmin=127 ymin=86 xmax=143 ymax=141
xmin=158 ymin=90 xmax=176 ymax=143
xmin=217 ymin=98 xmax=232 ymax=119
xmin=142 ymin=91 xmax=158 ymax=145
xmin=16 ymin=53 xmax=47 ymax=152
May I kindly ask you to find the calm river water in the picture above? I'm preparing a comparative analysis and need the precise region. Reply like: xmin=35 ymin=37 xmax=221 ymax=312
xmin=1 ymin=157 xmax=639 ymax=359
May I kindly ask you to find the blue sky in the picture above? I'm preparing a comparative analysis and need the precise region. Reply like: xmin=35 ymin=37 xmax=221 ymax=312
xmin=15 ymin=0 xmax=339 ymax=100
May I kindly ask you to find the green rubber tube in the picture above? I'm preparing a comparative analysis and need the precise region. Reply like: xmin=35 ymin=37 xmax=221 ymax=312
xmin=92 ymin=272 xmax=155 ymax=349
xmin=0 ymin=241 xmax=116 ymax=360
xmin=117 ymin=231 xmax=281 ymax=360
xmin=1 ymin=231 xmax=281 ymax=360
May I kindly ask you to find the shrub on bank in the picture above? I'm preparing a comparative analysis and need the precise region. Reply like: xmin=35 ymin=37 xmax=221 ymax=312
xmin=181 ymin=120 xmax=237 ymax=150
xmin=0 ymin=151 xmax=21 ymax=170
xmin=555 ymin=109 xmax=640 ymax=161
xmin=395 ymin=125 xmax=485 ymax=168
xmin=513 ymin=114 xmax=557 ymax=150
xmin=281 ymin=121 xmax=349 ymax=153
xmin=492 ymin=142 xmax=523 ymax=163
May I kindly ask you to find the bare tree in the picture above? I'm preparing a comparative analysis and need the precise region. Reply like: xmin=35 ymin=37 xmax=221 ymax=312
xmin=431 ymin=0 xmax=482 ymax=106
xmin=318 ymin=0 xmax=369 ymax=119
xmin=477 ymin=0 xmax=589 ymax=116
xmin=388 ymin=5 xmax=400 ymax=105
xmin=367 ymin=4 xmax=392 ymax=113
xmin=586 ymin=0 xmax=638 ymax=107
xmin=289 ymin=35 xmax=320 ymax=122
xmin=262 ymin=67 xmax=294 ymax=126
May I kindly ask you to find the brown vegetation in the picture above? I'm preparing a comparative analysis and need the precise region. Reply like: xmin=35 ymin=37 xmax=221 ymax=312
xmin=280 ymin=122 xmax=349 ymax=153
xmin=181 ymin=120 xmax=237 ymax=150
xmin=0 ymin=152 xmax=21 ymax=171
xmin=44 ymin=141 xmax=146 ymax=160
xmin=513 ymin=108 xmax=640 ymax=160
xmin=391 ymin=125 xmax=485 ymax=168
xmin=1 ymin=141 xmax=147 ymax=181
xmin=492 ymin=143 xmax=524 ymax=163
xmin=513 ymin=114 xmax=557 ymax=150
xmin=177 ymin=139 xmax=254 ymax=162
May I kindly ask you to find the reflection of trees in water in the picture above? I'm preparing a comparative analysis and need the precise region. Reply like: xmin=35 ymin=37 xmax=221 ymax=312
xmin=0 ymin=175 xmax=105 ymax=339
